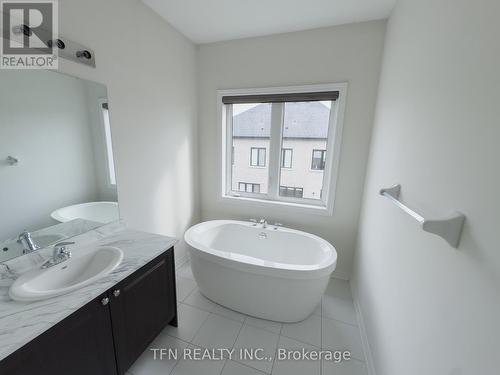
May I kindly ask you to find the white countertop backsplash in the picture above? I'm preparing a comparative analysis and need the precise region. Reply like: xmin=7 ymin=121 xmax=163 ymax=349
xmin=0 ymin=221 xmax=177 ymax=361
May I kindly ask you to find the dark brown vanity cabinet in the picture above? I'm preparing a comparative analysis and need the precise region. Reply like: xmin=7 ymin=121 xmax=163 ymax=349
xmin=0 ymin=292 xmax=118 ymax=375
xmin=110 ymin=248 xmax=177 ymax=374
xmin=0 ymin=248 xmax=177 ymax=375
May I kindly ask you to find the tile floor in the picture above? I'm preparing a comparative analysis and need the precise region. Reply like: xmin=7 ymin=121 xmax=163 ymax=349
xmin=127 ymin=260 xmax=368 ymax=375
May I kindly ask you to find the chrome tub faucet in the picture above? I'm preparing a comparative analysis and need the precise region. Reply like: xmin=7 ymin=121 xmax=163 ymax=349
xmin=41 ymin=242 xmax=75 ymax=269
xmin=18 ymin=230 xmax=40 ymax=254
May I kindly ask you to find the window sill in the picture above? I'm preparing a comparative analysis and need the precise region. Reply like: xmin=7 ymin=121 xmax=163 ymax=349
xmin=220 ymin=194 xmax=333 ymax=216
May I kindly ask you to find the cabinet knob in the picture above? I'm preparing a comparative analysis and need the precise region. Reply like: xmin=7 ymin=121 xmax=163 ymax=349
xmin=113 ymin=289 xmax=121 ymax=298
xmin=101 ymin=297 xmax=109 ymax=306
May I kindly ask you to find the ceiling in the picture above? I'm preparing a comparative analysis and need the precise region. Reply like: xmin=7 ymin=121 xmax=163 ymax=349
xmin=142 ymin=0 xmax=396 ymax=44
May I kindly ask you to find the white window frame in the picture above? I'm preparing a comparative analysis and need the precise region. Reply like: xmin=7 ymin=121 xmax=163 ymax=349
xmin=281 ymin=148 xmax=293 ymax=169
xmin=311 ymin=149 xmax=327 ymax=171
xmin=250 ymin=147 xmax=266 ymax=167
xmin=218 ymin=83 xmax=347 ymax=215
xmin=98 ymin=98 xmax=117 ymax=187
xmin=279 ymin=185 xmax=303 ymax=198
xmin=239 ymin=182 xmax=261 ymax=193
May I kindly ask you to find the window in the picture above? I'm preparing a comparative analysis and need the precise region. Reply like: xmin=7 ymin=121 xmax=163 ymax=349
xmin=250 ymin=147 xmax=266 ymax=167
xmin=229 ymin=103 xmax=270 ymax=194
xmin=279 ymin=186 xmax=303 ymax=198
xmin=220 ymin=83 xmax=346 ymax=213
xmin=239 ymin=182 xmax=260 ymax=193
xmin=101 ymin=102 xmax=116 ymax=186
xmin=311 ymin=149 xmax=326 ymax=170
xmin=281 ymin=148 xmax=293 ymax=168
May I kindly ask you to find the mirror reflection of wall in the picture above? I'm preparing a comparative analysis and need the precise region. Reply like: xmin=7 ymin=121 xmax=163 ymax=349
xmin=0 ymin=70 xmax=119 ymax=263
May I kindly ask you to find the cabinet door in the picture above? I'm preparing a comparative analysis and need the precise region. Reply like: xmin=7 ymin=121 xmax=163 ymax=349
xmin=0 ymin=294 xmax=117 ymax=375
xmin=110 ymin=248 xmax=177 ymax=374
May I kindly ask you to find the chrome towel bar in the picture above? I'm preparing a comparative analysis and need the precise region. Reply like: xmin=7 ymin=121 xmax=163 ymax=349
xmin=379 ymin=184 xmax=465 ymax=248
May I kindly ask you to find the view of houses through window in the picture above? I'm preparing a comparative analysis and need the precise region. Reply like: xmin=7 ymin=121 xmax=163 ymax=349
xmin=238 ymin=182 xmax=261 ymax=193
xmin=230 ymin=100 xmax=332 ymax=200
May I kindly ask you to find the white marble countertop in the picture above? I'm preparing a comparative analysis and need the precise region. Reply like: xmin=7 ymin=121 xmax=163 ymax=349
xmin=0 ymin=222 xmax=177 ymax=361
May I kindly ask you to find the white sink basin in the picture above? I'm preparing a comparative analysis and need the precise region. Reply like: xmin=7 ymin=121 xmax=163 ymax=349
xmin=9 ymin=246 xmax=123 ymax=302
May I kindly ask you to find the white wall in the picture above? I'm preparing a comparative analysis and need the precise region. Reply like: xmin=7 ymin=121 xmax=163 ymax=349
xmin=57 ymin=0 xmax=199 ymax=264
xmin=198 ymin=21 xmax=386 ymax=277
xmin=353 ymin=0 xmax=500 ymax=374
xmin=0 ymin=70 xmax=99 ymax=239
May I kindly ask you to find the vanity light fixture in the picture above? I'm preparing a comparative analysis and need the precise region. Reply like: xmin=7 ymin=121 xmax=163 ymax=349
xmin=9 ymin=21 xmax=96 ymax=67
xmin=46 ymin=36 xmax=96 ymax=68
xmin=47 ymin=38 xmax=66 ymax=50
xmin=11 ymin=24 xmax=32 ymax=37
xmin=76 ymin=50 xmax=92 ymax=60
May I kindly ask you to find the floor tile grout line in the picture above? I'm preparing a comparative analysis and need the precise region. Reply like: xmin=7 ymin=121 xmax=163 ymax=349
xmin=279 ymin=332 xmax=321 ymax=350
xmin=175 ymin=258 xmax=190 ymax=269
xmin=321 ymin=313 xmax=359 ymax=328
xmin=173 ymin=330 xmax=237 ymax=375
xmin=320 ymin=297 xmax=323 ymax=375
xmin=243 ymin=320 xmax=282 ymax=335
xmin=231 ymin=315 xmax=246 ymax=349
xmin=269 ymin=319 xmax=285 ymax=374
xmin=232 ymin=359 xmax=271 ymax=375
xmin=176 ymin=280 xmax=197 ymax=303
xmin=187 ymin=340 xmax=227 ymax=375
xmin=220 ymin=357 xmax=229 ymax=374
xmin=221 ymin=315 xmax=249 ymax=373
xmin=181 ymin=300 xmax=214 ymax=314
xmin=181 ymin=297 xmax=249 ymax=324
xmin=184 ymin=309 xmax=212 ymax=345
xmin=232 ymin=322 xmax=277 ymax=375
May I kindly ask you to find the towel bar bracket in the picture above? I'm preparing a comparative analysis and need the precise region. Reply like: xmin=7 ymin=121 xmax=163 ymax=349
xmin=379 ymin=184 xmax=465 ymax=248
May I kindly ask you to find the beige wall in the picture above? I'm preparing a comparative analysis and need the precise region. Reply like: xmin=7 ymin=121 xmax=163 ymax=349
xmin=198 ymin=21 xmax=386 ymax=277
xmin=280 ymin=138 xmax=327 ymax=199
xmin=232 ymin=138 xmax=270 ymax=193
xmin=57 ymin=0 xmax=199 ymax=265
xmin=231 ymin=138 xmax=327 ymax=199
xmin=353 ymin=0 xmax=500 ymax=374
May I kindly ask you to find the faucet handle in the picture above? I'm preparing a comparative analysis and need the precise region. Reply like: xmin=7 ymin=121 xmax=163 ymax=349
xmin=17 ymin=229 xmax=30 ymax=242
xmin=54 ymin=241 xmax=75 ymax=251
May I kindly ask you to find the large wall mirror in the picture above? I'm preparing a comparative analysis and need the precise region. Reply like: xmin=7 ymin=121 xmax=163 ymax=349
xmin=0 ymin=70 xmax=119 ymax=263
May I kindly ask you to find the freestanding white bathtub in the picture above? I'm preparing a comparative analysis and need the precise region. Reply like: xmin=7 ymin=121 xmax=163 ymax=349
xmin=51 ymin=202 xmax=119 ymax=224
xmin=184 ymin=220 xmax=337 ymax=322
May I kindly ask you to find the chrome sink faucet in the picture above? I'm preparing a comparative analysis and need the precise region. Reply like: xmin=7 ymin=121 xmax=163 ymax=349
xmin=18 ymin=230 xmax=40 ymax=254
xmin=41 ymin=242 xmax=75 ymax=269
xmin=259 ymin=219 xmax=268 ymax=229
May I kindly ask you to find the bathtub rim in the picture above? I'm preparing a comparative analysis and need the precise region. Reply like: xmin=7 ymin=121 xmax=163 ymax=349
xmin=184 ymin=220 xmax=337 ymax=277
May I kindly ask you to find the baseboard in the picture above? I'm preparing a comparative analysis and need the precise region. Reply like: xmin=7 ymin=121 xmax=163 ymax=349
xmin=351 ymin=284 xmax=377 ymax=375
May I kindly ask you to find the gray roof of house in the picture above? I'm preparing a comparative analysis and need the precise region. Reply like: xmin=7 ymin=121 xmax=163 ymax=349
xmin=232 ymin=102 xmax=330 ymax=139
